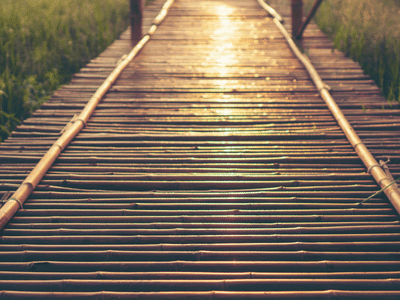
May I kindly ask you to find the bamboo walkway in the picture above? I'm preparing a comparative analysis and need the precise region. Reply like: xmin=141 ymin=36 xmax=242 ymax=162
xmin=0 ymin=0 xmax=400 ymax=298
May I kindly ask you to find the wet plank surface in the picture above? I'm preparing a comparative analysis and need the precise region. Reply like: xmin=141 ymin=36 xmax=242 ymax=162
xmin=0 ymin=0 xmax=400 ymax=298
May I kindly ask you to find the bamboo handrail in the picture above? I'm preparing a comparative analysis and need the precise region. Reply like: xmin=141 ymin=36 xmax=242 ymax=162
xmin=258 ymin=0 xmax=400 ymax=215
xmin=256 ymin=0 xmax=283 ymax=22
xmin=0 ymin=0 xmax=175 ymax=230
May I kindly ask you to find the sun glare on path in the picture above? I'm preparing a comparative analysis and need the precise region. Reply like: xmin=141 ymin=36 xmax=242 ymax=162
xmin=207 ymin=3 xmax=239 ymax=86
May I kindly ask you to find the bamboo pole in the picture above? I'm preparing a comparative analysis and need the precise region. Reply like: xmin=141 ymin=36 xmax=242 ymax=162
xmin=0 ymin=291 xmax=400 ymax=300
xmin=2 ymin=241 xmax=400 ymax=251
xmin=2 ymin=270 xmax=400 ymax=280
xmin=259 ymin=1 xmax=400 ymax=214
xmin=256 ymin=0 xmax=283 ymax=22
xmin=0 ymin=0 xmax=176 ymax=231
xmin=1 ymin=260 xmax=400 ymax=272
xmin=1 ymin=278 xmax=400 ymax=292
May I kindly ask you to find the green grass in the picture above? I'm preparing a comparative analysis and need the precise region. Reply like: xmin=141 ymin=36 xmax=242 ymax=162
xmin=0 ymin=0 xmax=131 ymax=141
xmin=305 ymin=0 xmax=400 ymax=104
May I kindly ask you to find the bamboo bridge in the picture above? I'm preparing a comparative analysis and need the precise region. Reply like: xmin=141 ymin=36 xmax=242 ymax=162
xmin=0 ymin=0 xmax=400 ymax=298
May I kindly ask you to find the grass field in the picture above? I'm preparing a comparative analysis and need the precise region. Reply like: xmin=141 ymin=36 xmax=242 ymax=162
xmin=0 ymin=0 xmax=131 ymax=141
xmin=305 ymin=0 xmax=400 ymax=104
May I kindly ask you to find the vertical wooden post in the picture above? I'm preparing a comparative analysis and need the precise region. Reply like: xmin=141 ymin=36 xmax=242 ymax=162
xmin=296 ymin=0 xmax=324 ymax=39
xmin=130 ymin=0 xmax=143 ymax=44
xmin=291 ymin=0 xmax=303 ymax=38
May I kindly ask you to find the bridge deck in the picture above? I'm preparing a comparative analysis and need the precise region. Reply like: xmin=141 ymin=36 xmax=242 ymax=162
xmin=0 ymin=0 xmax=400 ymax=298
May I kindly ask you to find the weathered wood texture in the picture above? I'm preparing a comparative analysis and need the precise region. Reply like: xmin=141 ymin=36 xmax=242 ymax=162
xmin=0 ymin=0 xmax=400 ymax=298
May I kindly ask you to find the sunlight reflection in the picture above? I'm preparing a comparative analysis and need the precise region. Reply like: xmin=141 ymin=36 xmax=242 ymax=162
xmin=207 ymin=3 xmax=238 ymax=87
xmin=216 ymin=56 xmax=235 ymax=65
xmin=216 ymin=42 xmax=234 ymax=53
xmin=213 ymin=79 xmax=229 ymax=87
xmin=215 ymin=94 xmax=237 ymax=103
xmin=217 ymin=109 xmax=234 ymax=116
xmin=204 ymin=3 xmax=241 ymax=130
xmin=215 ymin=4 xmax=235 ymax=16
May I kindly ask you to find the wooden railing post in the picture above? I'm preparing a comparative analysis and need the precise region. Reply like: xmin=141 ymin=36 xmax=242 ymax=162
xmin=130 ymin=0 xmax=143 ymax=44
xmin=296 ymin=0 xmax=324 ymax=39
xmin=291 ymin=0 xmax=303 ymax=38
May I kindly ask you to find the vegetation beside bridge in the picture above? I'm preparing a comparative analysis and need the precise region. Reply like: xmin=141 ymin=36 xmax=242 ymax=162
xmin=0 ymin=0 xmax=131 ymax=141
xmin=307 ymin=0 xmax=400 ymax=104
